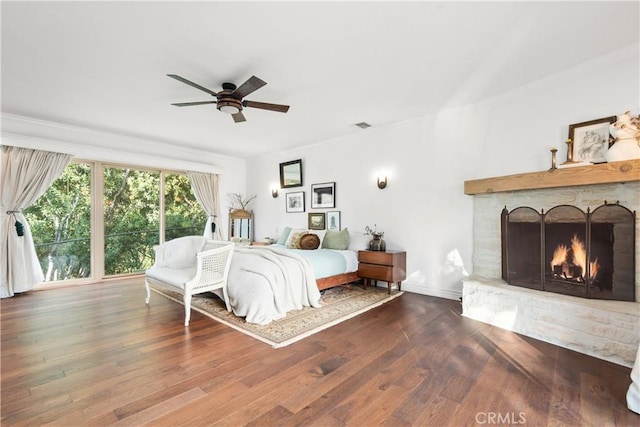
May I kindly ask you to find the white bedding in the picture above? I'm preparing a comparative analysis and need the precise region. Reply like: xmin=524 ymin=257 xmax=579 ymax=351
xmin=333 ymin=249 xmax=358 ymax=273
xmin=226 ymin=246 xmax=322 ymax=325
xmin=271 ymin=244 xmax=358 ymax=278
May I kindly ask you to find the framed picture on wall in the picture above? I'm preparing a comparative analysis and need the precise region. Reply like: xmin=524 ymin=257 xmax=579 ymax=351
xmin=279 ymin=159 xmax=303 ymax=188
xmin=285 ymin=191 xmax=305 ymax=213
xmin=308 ymin=212 xmax=325 ymax=230
xmin=311 ymin=182 xmax=335 ymax=209
xmin=326 ymin=211 xmax=340 ymax=230
xmin=568 ymin=116 xmax=616 ymax=163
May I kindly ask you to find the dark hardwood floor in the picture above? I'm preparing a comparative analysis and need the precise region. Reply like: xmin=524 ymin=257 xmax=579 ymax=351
xmin=1 ymin=279 xmax=638 ymax=426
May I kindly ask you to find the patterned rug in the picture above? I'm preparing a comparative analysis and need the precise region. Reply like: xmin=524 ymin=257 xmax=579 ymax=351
xmin=150 ymin=283 xmax=403 ymax=348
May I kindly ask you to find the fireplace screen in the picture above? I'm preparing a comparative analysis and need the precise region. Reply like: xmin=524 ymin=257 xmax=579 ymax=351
xmin=501 ymin=202 xmax=635 ymax=301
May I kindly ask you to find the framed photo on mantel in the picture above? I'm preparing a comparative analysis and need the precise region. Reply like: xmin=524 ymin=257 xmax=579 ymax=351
xmin=568 ymin=116 xmax=616 ymax=164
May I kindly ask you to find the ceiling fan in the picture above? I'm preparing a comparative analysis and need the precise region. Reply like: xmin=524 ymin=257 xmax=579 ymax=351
xmin=167 ymin=74 xmax=290 ymax=123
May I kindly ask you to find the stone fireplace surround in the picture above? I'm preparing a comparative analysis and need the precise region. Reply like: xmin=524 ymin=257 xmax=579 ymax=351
xmin=462 ymin=162 xmax=639 ymax=368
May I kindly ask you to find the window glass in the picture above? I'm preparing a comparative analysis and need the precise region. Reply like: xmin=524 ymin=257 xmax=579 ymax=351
xmin=164 ymin=173 xmax=207 ymax=241
xmin=104 ymin=167 xmax=160 ymax=275
xmin=24 ymin=163 xmax=92 ymax=281
xmin=25 ymin=162 xmax=208 ymax=282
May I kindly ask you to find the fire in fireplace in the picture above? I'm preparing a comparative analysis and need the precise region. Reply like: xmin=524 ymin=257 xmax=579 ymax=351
xmin=501 ymin=202 xmax=635 ymax=301
xmin=550 ymin=235 xmax=598 ymax=282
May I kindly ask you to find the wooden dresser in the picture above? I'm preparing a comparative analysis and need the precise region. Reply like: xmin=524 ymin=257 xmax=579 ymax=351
xmin=357 ymin=250 xmax=407 ymax=294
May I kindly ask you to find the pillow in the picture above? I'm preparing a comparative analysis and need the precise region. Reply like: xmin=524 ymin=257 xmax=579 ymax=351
xmin=308 ymin=230 xmax=326 ymax=246
xmin=165 ymin=236 xmax=206 ymax=269
xmin=203 ymin=241 xmax=228 ymax=251
xmin=276 ymin=226 xmax=292 ymax=245
xmin=321 ymin=228 xmax=350 ymax=250
xmin=299 ymin=233 xmax=320 ymax=250
xmin=289 ymin=231 xmax=308 ymax=249
xmin=285 ymin=228 xmax=308 ymax=247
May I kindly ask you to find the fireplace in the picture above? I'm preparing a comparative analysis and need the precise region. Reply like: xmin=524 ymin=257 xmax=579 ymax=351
xmin=501 ymin=202 xmax=635 ymax=301
xmin=461 ymin=168 xmax=639 ymax=367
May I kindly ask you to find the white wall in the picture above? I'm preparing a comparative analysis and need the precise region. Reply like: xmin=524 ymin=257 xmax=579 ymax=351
xmin=1 ymin=113 xmax=247 ymax=231
xmin=472 ymin=43 xmax=639 ymax=178
xmin=246 ymin=43 xmax=639 ymax=300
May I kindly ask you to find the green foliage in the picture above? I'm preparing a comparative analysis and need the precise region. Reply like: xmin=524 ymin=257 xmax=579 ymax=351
xmin=104 ymin=167 xmax=161 ymax=275
xmin=25 ymin=163 xmax=207 ymax=281
xmin=164 ymin=174 xmax=207 ymax=241
xmin=25 ymin=163 xmax=92 ymax=280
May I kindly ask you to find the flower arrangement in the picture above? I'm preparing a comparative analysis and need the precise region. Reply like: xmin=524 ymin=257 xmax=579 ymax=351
xmin=607 ymin=111 xmax=640 ymax=162
xmin=610 ymin=111 xmax=640 ymax=142
xmin=364 ymin=224 xmax=384 ymax=239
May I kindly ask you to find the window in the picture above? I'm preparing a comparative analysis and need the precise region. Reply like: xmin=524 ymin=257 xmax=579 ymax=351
xmin=24 ymin=163 xmax=92 ymax=281
xmin=103 ymin=167 xmax=160 ymax=276
xmin=25 ymin=161 xmax=207 ymax=284
xmin=164 ymin=173 xmax=207 ymax=241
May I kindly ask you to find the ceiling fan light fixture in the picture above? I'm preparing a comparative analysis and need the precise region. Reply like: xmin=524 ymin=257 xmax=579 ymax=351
xmin=217 ymin=98 xmax=242 ymax=114
xmin=218 ymin=104 xmax=240 ymax=114
xmin=168 ymin=75 xmax=289 ymax=123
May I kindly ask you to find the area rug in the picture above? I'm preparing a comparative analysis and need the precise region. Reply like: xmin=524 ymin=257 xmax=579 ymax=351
xmin=150 ymin=284 xmax=403 ymax=348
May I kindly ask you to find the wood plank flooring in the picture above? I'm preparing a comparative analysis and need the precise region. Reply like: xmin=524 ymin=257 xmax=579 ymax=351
xmin=1 ymin=279 xmax=638 ymax=426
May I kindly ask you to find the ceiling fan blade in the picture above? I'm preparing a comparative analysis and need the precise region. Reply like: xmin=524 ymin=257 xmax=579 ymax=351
xmin=171 ymin=101 xmax=217 ymax=107
xmin=243 ymin=100 xmax=290 ymax=113
xmin=233 ymin=76 xmax=267 ymax=98
xmin=167 ymin=74 xmax=218 ymax=96
xmin=232 ymin=111 xmax=247 ymax=123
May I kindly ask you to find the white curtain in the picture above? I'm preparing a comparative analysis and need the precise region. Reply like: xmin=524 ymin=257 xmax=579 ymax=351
xmin=0 ymin=146 xmax=72 ymax=298
xmin=186 ymin=171 xmax=223 ymax=240
xmin=628 ymin=344 xmax=640 ymax=414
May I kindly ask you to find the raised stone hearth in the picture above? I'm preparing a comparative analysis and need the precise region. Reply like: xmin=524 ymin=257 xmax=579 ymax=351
xmin=463 ymin=164 xmax=639 ymax=368
xmin=463 ymin=277 xmax=638 ymax=367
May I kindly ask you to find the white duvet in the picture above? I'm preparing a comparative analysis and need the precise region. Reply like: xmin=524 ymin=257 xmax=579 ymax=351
xmin=226 ymin=246 xmax=322 ymax=325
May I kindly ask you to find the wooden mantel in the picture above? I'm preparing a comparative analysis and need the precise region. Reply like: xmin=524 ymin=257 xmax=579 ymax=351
xmin=464 ymin=159 xmax=640 ymax=195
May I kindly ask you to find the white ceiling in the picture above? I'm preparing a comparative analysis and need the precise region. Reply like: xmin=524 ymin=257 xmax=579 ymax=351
xmin=2 ymin=1 xmax=638 ymax=159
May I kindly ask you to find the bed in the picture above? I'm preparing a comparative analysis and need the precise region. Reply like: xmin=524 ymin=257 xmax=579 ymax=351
xmin=225 ymin=228 xmax=368 ymax=324
xmin=290 ymin=246 xmax=360 ymax=291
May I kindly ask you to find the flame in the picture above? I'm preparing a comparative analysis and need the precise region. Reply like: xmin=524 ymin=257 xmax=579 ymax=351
xmin=550 ymin=244 xmax=568 ymax=270
xmin=590 ymin=258 xmax=599 ymax=280
xmin=550 ymin=235 xmax=600 ymax=281
xmin=571 ymin=235 xmax=587 ymax=278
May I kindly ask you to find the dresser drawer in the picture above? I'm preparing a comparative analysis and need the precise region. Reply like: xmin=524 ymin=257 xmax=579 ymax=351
xmin=357 ymin=250 xmax=407 ymax=294
xmin=357 ymin=250 xmax=407 ymax=282
xmin=358 ymin=250 xmax=404 ymax=266
xmin=358 ymin=263 xmax=395 ymax=282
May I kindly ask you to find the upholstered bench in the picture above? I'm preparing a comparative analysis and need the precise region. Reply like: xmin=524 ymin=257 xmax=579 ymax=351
xmin=145 ymin=236 xmax=234 ymax=326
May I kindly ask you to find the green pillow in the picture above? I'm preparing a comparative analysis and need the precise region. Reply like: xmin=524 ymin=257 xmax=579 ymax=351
xmin=276 ymin=227 xmax=292 ymax=245
xmin=322 ymin=228 xmax=350 ymax=250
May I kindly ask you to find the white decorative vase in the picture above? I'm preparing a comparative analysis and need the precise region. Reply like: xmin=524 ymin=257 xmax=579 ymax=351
xmin=606 ymin=138 xmax=640 ymax=162
xmin=607 ymin=111 xmax=640 ymax=162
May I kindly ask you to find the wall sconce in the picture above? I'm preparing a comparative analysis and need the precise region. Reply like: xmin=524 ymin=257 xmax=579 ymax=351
xmin=377 ymin=175 xmax=388 ymax=189
xmin=271 ymin=186 xmax=279 ymax=198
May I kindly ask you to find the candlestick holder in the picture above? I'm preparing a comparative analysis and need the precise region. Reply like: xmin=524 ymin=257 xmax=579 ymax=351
xmin=549 ymin=147 xmax=558 ymax=170
xmin=560 ymin=138 xmax=579 ymax=165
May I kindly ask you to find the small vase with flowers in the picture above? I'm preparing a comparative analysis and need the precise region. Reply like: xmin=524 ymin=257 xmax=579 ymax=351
xmin=365 ymin=224 xmax=386 ymax=251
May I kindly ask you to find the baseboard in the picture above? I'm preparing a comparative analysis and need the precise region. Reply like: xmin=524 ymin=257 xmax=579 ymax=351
xmin=399 ymin=283 xmax=462 ymax=301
